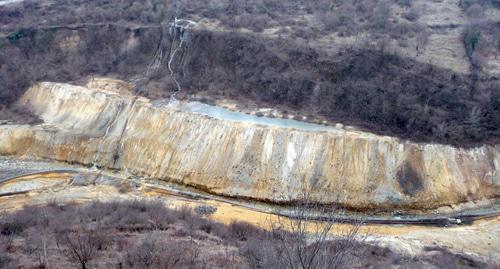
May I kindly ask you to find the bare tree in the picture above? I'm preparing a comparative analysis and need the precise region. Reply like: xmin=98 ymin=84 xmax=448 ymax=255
xmin=373 ymin=0 xmax=391 ymax=29
xmin=267 ymin=190 xmax=364 ymax=269
xmin=25 ymin=227 xmax=53 ymax=269
xmin=416 ymin=28 xmax=430 ymax=53
xmin=0 ymin=232 xmax=14 ymax=268
xmin=58 ymin=228 xmax=101 ymax=269
xmin=124 ymin=232 xmax=188 ymax=269
xmin=125 ymin=233 xmax=162 ymax=269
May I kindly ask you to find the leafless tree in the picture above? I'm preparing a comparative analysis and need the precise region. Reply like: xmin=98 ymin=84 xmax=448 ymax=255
xmin=416 ymin=29 xmax=430 ymax=53
xmin=0 ymin=233 xmax=13 ymax=253
xmin=58 ymin=228 xmax=101 ymax=269
xmin=124 ymin=232 xmax=190 ymax=269
xmin=125 ymin=233 xmax=162 ymax=269
xmin=267 ymin=190 xmax=364 ymax=269
xmin=25 ymin=227 xmax=53 ymax=269
xmin=373 ymin=0 xmax=391 ymax=29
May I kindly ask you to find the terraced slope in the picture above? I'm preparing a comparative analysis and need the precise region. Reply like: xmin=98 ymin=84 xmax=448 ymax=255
xmin=0 ymin=80 xmax=498 ymax=212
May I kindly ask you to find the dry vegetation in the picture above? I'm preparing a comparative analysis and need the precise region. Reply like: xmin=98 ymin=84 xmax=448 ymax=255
xmin=0 ymin=0 xmax=499 ymax=146
xmin=0 ymin=200 xmax=495 ymax=269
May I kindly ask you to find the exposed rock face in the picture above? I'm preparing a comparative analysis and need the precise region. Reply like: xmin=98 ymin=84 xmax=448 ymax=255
xmin=0 ymin=80 xmax=498 ymax=211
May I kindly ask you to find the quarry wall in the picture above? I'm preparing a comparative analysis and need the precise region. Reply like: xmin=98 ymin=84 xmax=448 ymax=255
xmin=0 ymin=81 xmax=498 ymax=211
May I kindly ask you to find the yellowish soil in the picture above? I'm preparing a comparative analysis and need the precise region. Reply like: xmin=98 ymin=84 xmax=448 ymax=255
xmin=0 ymin=172 xmax=498 ymax=259
xmin=143 ymin=185 xmax=500 ymax=259
xmin=0 ymin=172 xmax=74 ymax=185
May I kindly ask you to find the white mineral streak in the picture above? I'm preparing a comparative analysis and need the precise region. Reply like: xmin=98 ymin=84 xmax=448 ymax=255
xmin=0 ymin=80 xmax=498 ymax=210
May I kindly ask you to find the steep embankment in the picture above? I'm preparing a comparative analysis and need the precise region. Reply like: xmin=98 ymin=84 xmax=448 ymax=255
xmin=0 ymin=80 xmax=498 ymax=212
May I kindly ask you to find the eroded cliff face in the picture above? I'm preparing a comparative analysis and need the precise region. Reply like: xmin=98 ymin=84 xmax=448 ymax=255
xmin=0 ymin=80 xmax=498 ymax=211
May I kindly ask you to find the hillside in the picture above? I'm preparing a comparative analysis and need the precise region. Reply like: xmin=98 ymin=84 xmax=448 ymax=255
xmin=0 ymin=1 xmax=499 ymax=268
xmin=0 ymin=0 xmax=499 ymax=146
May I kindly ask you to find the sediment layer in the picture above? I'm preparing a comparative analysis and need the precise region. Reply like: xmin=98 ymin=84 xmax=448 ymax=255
xmin=0 ymin=80 xmax=498 ymax=211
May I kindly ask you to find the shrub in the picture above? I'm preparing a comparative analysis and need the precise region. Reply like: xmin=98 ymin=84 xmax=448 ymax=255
xmin=460 ymin=0 xmax=500 ymax=9
xmin=403 ymin=6 xmax=421 ymax=22
xmin=0 ymin=207 xmax=40 ymax=236
xmin=124 ymin=235 xmax=202 ymax=269
xmin=242 ymin=236 xmax=281 ymax=269
xmin=124 ymin=233 xmax=164 ymax=269
xmin=0 ymin=235 xmax=13 ymax=252
xmin=195 ymin=205 xmax=217 ymax=216
xmin=0 ymin=254 xmax=14 ymax=269
xmin=0 ymin=221 xmax=25 ymax=236
xmin=390 ymin=22 xmax=412 ymax=39
xmin=198 ymin=219 xmax=215 ymax=234
xmin=0 ymin=201 xmax=496 ymax=268
xmin=177 ymin=205 xmax=194 ymax=221
xmin=397 ymin=0 xmax=412 ymax=8
xmin=228 ymin=221 xmax=261 ymax=241
xmin=144 ymin=201 xmax=177 ymax=228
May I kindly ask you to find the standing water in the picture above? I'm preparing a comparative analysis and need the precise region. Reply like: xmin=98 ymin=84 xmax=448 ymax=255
xmin=157 ymin=100 xmax=338 ymax=132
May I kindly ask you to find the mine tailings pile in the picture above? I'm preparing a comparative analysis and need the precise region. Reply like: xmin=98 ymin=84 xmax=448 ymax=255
xmin=0 ymin=80 xmax=498 ymax=214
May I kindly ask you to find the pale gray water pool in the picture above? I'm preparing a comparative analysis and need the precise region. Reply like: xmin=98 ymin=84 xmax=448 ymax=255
xmin=159 ymin=99 xmax=338 ymax=132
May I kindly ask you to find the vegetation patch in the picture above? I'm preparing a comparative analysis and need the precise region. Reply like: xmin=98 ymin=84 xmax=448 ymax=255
xmin=0 ymin=0 xmax=498 ymax=146
xmin=0 ymin=200 xmax=495 ymax=269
